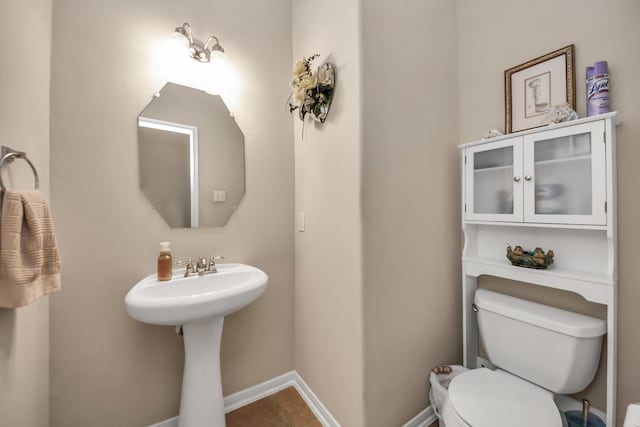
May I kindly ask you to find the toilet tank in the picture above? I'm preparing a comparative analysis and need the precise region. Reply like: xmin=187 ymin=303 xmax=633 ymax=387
xmin=474 ymin=289 xmax=606 ymax=394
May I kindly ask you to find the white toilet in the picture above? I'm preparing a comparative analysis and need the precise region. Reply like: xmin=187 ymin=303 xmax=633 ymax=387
xmin=442 ymin=289 xmax=607 ymax=427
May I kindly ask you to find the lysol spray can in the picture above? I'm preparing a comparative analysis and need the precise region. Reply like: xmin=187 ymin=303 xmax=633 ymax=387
xmin=586 ymin=61 xmax=610 ymax=116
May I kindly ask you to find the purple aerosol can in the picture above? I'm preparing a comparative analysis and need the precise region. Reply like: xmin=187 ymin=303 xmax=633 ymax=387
xmin=586 ymin=61 xmax=610 ymax=116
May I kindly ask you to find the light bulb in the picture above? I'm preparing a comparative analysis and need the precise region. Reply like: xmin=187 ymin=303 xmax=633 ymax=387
xmin=170 ymin=32 xmax=189 ymax=55
xmin=210 ymin=49 xmax=228 ymax=64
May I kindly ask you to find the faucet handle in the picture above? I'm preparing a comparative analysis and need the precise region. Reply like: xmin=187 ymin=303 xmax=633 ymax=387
xmin=176 ymin=259 xmax=194 ymax=277
xmin=208 ymin=256 xmax=224 ymax=272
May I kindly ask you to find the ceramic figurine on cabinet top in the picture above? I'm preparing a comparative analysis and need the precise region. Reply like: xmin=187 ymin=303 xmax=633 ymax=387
xmin=540 ymin=103 xmax=579 ymax=126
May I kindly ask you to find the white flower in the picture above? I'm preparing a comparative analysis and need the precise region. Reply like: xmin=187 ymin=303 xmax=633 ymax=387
xmin=299 ymin=74 xmax=317 ymax=91
xmin=293 ymin=58 xmax=307 ymax=77
xmin=292 ymin=88 xmax=305 ymax=106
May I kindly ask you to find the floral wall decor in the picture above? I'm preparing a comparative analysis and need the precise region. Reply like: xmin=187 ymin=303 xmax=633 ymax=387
xmin=288 ymin=54 xmax=335 ymax=123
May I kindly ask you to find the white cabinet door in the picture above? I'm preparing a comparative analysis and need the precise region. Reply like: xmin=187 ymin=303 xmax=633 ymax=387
xmin=522 ymin=121 xmax=606 ymax=225
xmin=465 ymin=138 xmax=523 ymax=222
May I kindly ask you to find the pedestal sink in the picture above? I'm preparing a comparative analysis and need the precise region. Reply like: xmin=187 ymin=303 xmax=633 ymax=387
xmin=125 ymin=263 xmax=268 ymax=427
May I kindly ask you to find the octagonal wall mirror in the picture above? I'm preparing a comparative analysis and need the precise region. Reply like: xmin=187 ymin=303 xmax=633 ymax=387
xmin=138 ymin=83 xmax=245 ymax=228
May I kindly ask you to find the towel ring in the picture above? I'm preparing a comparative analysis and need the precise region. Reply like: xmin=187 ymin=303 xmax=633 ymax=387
xmin=0 ymin=148 xmax=40 ymax=192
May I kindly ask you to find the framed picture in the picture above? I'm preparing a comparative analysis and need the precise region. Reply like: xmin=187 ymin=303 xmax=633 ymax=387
xmin=505 ymin=44 xmax=575 ymax=133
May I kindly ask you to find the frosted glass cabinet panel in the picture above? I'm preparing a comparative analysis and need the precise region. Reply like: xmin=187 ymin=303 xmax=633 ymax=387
xmin=473 ymin=147 xmax=514 ymax=214
xmin=465 ymin=138 xmax=523 ymax=222
xmin=533 ymin=134 xmax=592 ymax=215
xmin=523 ymin=121 xmax=606 ymax=225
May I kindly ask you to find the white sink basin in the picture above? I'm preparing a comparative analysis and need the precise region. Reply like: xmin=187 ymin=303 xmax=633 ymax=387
xmin=125 ymin=263 xmax=268 ymax=325
xmin=125 ymin=263 xmax=268 ymax=427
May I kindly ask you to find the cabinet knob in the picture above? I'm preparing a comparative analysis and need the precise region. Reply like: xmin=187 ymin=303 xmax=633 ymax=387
xmin=525 ymin=175 xmax=533 ymax=181
xmin=513 ymin=176 xmax=521 ymax=182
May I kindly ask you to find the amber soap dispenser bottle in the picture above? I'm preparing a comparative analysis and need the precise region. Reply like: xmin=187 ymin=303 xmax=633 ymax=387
xmin=157 ymin=241 xmax=173 ymax=281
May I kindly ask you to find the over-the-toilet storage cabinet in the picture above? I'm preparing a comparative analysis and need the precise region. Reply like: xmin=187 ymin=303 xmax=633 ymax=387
xmin=459 ymin=112 xmax=619 ymax=426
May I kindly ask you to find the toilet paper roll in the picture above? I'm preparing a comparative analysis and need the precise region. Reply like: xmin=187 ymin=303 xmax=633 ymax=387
xmin=624 ymin=403 xmax=640 ymax=427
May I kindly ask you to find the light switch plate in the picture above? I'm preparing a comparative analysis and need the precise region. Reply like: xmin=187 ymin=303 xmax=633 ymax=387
xmin=213 ymin=190 xmax=226 ymax=202
xmin=296 ymin=212 xmax=305 ymax=232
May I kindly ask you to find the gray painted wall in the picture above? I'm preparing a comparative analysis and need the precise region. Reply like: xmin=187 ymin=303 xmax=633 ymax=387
xmin=362 ymin=1 xmax=461 ymax=425
xmin=0 ymin=1 xmax=52 ymax=426
xmin=292 ymin=0 xmax=366 ymax=425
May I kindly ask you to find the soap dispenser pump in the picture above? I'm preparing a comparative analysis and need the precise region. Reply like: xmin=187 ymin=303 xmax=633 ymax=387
xmin=157 ymin=241 xmax=173 ymax=281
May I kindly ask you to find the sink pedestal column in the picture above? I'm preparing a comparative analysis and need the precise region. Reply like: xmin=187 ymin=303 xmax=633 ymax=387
xmin=179 ymin=316 xmax=225 ymax=427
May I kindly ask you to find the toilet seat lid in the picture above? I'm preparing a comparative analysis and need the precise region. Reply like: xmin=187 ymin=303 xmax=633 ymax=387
xmin=448 ymin=368 xmax=563 ymax=427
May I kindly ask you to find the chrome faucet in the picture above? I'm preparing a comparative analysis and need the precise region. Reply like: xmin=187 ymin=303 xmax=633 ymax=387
xmin=178 ymin=256 xmax=224 ymax=277
xmin=181 ymin=259 xmax=195 ymax=277
xmin=207 ymin=257 xmax=218 ymax=273
xmin=196 ymin=257 xmax=208 ymax=273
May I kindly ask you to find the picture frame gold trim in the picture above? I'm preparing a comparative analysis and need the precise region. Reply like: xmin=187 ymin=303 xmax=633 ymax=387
xmin=504 ymin=44 xmax=575 ymax=133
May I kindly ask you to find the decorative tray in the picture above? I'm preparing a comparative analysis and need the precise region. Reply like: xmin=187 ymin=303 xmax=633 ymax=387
xmin=506 ymin=245 xmax=554 ymax=269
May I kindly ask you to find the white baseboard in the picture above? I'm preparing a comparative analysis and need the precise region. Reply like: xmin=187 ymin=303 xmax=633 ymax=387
xmin=223 ymin=371 xmax=299 ymax=412
xmin=401 ymin=406 xmax=438 ymax=427
xmin=148 ymin=416 xmax=178 ymax=427
xmin=289 ymin=371 xmax=340 ymax=427
xmin=148 ymin=370 xmax=339 ymax=427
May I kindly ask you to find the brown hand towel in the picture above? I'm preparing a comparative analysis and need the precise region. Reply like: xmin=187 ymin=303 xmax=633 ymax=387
xmin=0 ymin=190 xmax=61 ymax=308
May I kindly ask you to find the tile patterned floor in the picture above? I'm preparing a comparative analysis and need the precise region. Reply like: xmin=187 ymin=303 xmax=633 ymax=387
xmin=226 ymin=386 xmax=321 ymax=427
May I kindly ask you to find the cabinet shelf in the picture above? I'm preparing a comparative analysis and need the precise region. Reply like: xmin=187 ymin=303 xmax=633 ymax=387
xmin=462 ymin=257 xmax=612 ymax=304
xmin=458 ymin=112 xmax=620 ymax=149
xmin=464 ymin=220 xmax=607 ymax=230
xmin=473 ymin=154 xmax=589 ymax=172
xmin=535 ymin=154 xmax=591 ymax=166
xmin=474 ymin=164 xmax=513 ymax=172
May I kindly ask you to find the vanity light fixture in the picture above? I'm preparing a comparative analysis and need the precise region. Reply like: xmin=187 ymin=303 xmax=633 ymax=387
xmin=172 ymin=22 xmax=227 ymax=64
